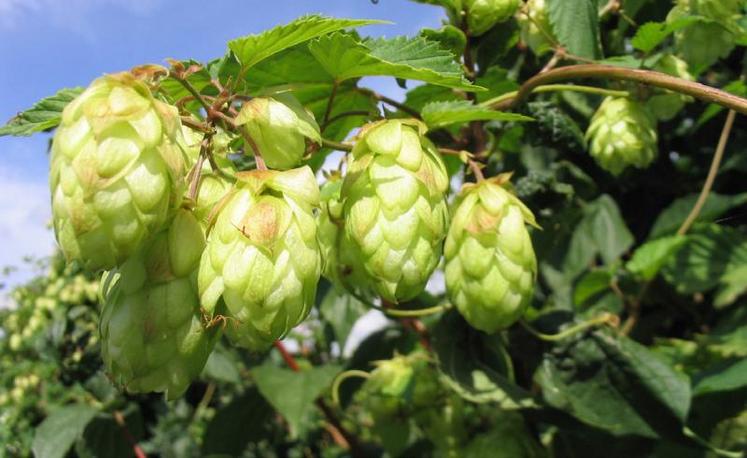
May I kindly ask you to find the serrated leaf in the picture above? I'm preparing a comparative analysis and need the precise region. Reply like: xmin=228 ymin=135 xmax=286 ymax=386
xmin=228 ymin=15 xmax=384 ymax=70
xmin=547 ymin=0 xmax=601 ymax=59
xmin=649 ymin=192 xmax=747 ymax=239
xmin=631 ymin=17 xmax=702 ymax=54
xmin=308 ymin=33 xmax=479 ymax=90
xmin=626 ymin=235 xmax=687 ymax=280
xmin=252 ymin=363 xmax=341 ymax=438
xmin=0 ymin=87 xmax=83 ymax=137
xmin=422 ymin=100 xmax=532 ymax=128
xmin=419 ymin=25 xmax=466 ymax=57
xmin=33 ymin=405 xmax=98 ymax=458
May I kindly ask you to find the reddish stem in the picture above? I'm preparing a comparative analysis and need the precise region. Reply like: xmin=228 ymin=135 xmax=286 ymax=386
xmin=273 ymin=340 xmax=300 ymax=372
xmin=113 ymin=411 xmax=146 ymax=458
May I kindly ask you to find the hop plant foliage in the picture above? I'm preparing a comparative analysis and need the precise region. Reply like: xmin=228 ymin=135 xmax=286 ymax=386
xmin=444 ymin=175 xmax=538 ymax=333
xmin=585 ymin=97 xmax=659 ymax=176
xmin=464 ymin=0 xmax=521 ymax=36
xmin=100 ymin=209 xmax=217 ymax=399
xmin=518 ymin=0 xmax=555 ymax=55
xmin=341 ymin=120 xmax=449 ymax=303
xmin=198 ymin=167 xmax=321 ymax=351
xmin=50 ymin=72 xmax=188 ymax=270
xmin=646 ymin=54 xmax=694 ymax=121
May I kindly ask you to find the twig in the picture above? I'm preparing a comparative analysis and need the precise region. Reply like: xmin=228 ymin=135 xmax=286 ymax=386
xmin=468 ymin=160 xmax=485 ymax=181
xmin=492 ymin=64 xmax=747 ymax=114
xmin=480 ymin=84 xmax=629 ymax=108
xmin=323 ymin=110 xmax=378 ymax=130
xmin=677 ymin=110 xmax=737 ymax=236
xmin=171 ymin=74 xmax=212 ymax=114
xmin=180 ymin=116 xmax=211 ymax=133
xmin=113 ymin=411 xmax=146 ymax=458
xmin=322 ymin=80 xmax=340 ymax=127
xmin=321 ymin=138 xmax=354 ymax=152
xmin=382 ymin=300 xmax=433 ymax=352
xmin=520 ymin=313 xmax=619 ymax=342
xmin=355 ymin=88 xmax=421 ymax=119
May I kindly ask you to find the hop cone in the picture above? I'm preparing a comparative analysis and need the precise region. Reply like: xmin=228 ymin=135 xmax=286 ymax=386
xmin=647 ymin=55 xmax=694 ymax=121
xmin=50 ymin=72 xmax=188 ymax=271
xmin=341 ymin=120 xmax=449 ymax=303
xmin=198 ymin=167 xmax=321 ymax=351
xmin=518 ymin=0 xmax=556 ymax=55
xmin=464 ymin=0 xmax=521 ymax=36
xmin=100 ymin=209 xmax=216 ymax=399
xmin=444 ymin=175 xmax=537 ymax=333
xmin=235 ymin=94 xmax=321 ymax=170
xmin=585 ymin=97 xmax=658 ymax=176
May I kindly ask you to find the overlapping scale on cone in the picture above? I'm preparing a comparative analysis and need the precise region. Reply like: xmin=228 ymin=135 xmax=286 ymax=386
xmin=445 ymin=175 xmax=537 ymax=333
xmin=585 ymin=97 xmax=658 ymax=176
xmin=198 ymin=167 xmax=321 ymax=351
xmin=341 ymin=120 xmax=449 ymax=303
xmin=50 ymin=72 xmax=188 ymax=270
xmin=99 ymin=209 xmax=217 ymax=399
xmin=464 ymin=0 xmax=521 ymax=36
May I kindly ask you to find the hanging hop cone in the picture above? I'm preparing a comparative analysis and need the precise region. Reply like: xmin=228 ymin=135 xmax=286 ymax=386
xmin=585 ymin=97 xmax=658 ymax=176
xmin=50 ymin=72 xmax=188 ymax=271
xmin=99 ymin=209 xmax=217 ymax=399
xmin=235 ymin=94 xmax=321 ymax=170
xmin=444 ymin=175 xmax=538 ymax=333
xmin=518 ymin=0 xmax=556 ymax=56
xmin=464 ymin=0 xmax=521 ymax=36
xmin=198 ymin=167 xmax=321 ymax=351
xmin=646 ymin=55 xmax=694 ymax=121
xmin=341 ymin=120 xmax=450 ymax=303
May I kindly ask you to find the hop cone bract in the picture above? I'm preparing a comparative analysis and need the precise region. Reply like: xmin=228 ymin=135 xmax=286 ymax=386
xmin=585 ymin=97 xmax=658 ymax=176
xmin=50 ymin=72 xmax=188 ymax=270
xmin=341 ymin=120 xmax=449 ymax=303
xmin=444 ymin=176 xmax=537 ymax=333
xmin=100 ymin=209 xmax=216 ymax=399
xmin=464 ymin=0 xmax=521 ymax=36
xmin=518 ymin=0 xmax=556 ymax=55
xmin=235 ymin=94 xmax=321 ymax=170
xmin=198 ymin=167 xmax=321 ymax=351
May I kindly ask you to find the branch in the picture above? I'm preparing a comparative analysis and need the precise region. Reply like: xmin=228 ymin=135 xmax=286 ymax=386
xmin=677 ymin=110 xmax=737 ymax=236
xmin=113 ymin=411 xmax=146 ymax=458
xmin=480 ymin=84 xmax=630 ymax=108
xmin=492 ymin=64 xmax=747 ymax=114
xmin=356 ymin=88 xmax=421 ymax=119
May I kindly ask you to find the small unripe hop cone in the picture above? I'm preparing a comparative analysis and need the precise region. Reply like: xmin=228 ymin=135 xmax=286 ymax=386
xmin=445 ymin=174 xmax=538 ymax=333
xmin=198 ymin=167 xmax=322 ymax=351
xmin=463 ymin=0 xmax=521 ymax=36
xmin=518 ymin=0 xmax=556 ymax=56
xmin=50 ymin=72 xmax=189 ymax=271
xmin=340 ymin=120 xmax=450 ymax=303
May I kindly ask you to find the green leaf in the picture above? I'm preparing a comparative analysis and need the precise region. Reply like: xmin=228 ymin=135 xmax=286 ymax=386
xmin=202 ymin=388 xmax=274 ymax=456
xmin=573 ymin=269 xmax=612 ymax=306
xmin=228 ymin=15 xmax=384 ymax=70
xmin=432 ymin=310 xmax=537 ymax=408
xmin=402 ymin=84 xmax=461 ymax=113
xmin=693 ymin=359 xmax=747 ymax=396
xmin=649 ymin=192 xmax=747 ymax=239
xmin=319 ymin=287 xmax=367 ymax=349
xmin=76 ymin=410 xmax=144 ymax=458
xmin=252 ymin=363 xmax=341 ymax=437
xmin=0 ymin=87 xmax=83 ymax=137
xmin=32 ymin=405 xmax=98 ymax=458
xmin=308 ymin=33 xmax=480 ymax=90
xmin=536 ymin=330 xmax=691 ymax=438
xmin=626 ymin=235 xmax=688 ymax=280
xmin=547 ymin=0 xmax=601 ymax=59
xmin=202 ymin=346 xmax=242 ymax=384
xmin=631 ymin=17 xmax=702 ymax=54
xmin=419 ymin=25 xmax=466 ymax=57
xmin=421 ymin=100 xmax=532 ymax=128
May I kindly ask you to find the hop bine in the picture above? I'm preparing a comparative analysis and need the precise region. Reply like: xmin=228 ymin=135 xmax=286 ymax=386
xmin=340 ymin=119 xmax=449 ymax=303
xmin=198 ymin=167 xmax=321 ymax=351
xmin=445 ymin=174 xmax=538 ymax=333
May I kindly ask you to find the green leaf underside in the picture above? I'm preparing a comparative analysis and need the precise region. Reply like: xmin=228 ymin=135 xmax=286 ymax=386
xmin=422 ymin=100 xmax=532 ymax=128
xmin=32 ymin=405 xmax=98 ymax=458
xmin=0 ymin=87 xmax=83 ymax=137
xmin=228 ymin=15 xmax=385 ymax=70
xmin=547 ymin=0 xmax=601 ymax=59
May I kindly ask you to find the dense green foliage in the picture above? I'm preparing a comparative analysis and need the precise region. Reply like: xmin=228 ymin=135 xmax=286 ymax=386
xmin=2 ymin=0 xmax=747 ymax=457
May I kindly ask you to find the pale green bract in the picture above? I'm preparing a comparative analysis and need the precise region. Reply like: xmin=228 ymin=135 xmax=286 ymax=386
xmin=235 ymin=94 xmax=321 ymax=170
xmin=464 ymin=0 xmax=521 ymax=36
xmin=445 ymin=176 xmax=537 ymax=333
xmin=198 ymin=167 xmax=321 ymax=351
xmin=518 ymin=0 xmax=555 ymax=56
xmin=50 ymin=72 xmax=188 ymax=271
xmin=341 ymin=119 xmax=449 ymax=303
xmin=586 ymin=97 xmax=658 ymax=176
xmin=99 ymin=209 xmax=217 ymax=399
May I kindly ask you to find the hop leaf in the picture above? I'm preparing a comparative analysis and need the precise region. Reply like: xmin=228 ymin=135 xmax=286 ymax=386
xmin=198 ymin=167 xmax=322 ymax=351
xmin=585 ymin=97 xmax=658 ymax=176
xmin=50 ymin=72 xmax=189 ymax=271
xmin=444 ymin=175 xmax=538 ymax=333
xmin=340 ymin=119 xmax=450 ymax=303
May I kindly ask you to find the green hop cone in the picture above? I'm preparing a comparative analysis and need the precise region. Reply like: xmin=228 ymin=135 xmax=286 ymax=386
xmin=99 ymin=209 xmax=217 ymax=399
xmin=50 ymin=72 xmax=188 ymax=271
xmin=445 ymin=175 xmax=537 ymax=333
xmin=464 ymin=0 xmax=521 ymax=36
xmin=235 ymin=94 xmax=321 ymax=170
xmin=341 ymin=120 xmax=449 ymax=303
xmin=585 ymin=97 xmax=658 ymax=176
xmin=646 ymin=55 xmax=694 ymax=121
xmin=518 ymin=0 xmax=556 ymax=56
xmin=198 ymin=167 xmax=321 ymax=351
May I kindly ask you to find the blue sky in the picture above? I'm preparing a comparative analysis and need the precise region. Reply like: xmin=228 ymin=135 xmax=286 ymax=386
xmin=0 ymin=0 xmax=445 ymax=289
